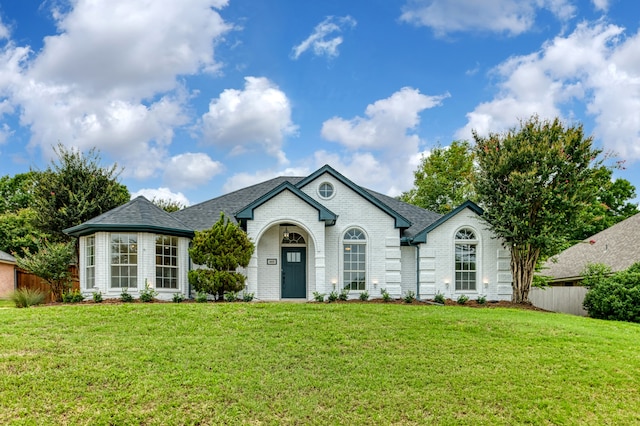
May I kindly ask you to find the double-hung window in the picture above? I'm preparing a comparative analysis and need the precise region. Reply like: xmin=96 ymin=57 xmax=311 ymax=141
xmin=156 ymin=236 xmax=178 ymax=289
xmin=110 ymin=233 xmax=138 ymax=288
xmin=85 ymin=236 xmax=95 ymax=289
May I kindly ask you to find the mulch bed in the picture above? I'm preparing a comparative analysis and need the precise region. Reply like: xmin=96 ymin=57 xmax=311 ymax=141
xmin=40 ymin=297 xmax=547 ymax=311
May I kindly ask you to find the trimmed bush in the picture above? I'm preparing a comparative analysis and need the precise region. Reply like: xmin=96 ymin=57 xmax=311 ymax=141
xmin=583 ymin=262 xmax=640 ymax=323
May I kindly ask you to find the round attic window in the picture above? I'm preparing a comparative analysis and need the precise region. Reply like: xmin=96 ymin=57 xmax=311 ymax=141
xmin=318 ymin=182 xmax=334 ymax=199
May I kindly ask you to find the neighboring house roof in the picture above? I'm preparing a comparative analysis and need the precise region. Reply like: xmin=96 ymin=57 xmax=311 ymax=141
xmin=235 ymin=181 xmax=337 ymax=224
xmin=0 ymin=250 xmax=16 ymax=264
xmin=541 ymin=212 xmax=640 ymax=281
xmin=64 ymin=196 xmax=195 ymax=238
xmin=410 ymin=200 xmax=484 ymax=244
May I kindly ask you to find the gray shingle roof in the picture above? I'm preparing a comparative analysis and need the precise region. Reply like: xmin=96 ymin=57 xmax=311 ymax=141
xmin=172 ymin=176 xmax=303 ymax=230
xmin=64 ymin=196 xmax=194 ymax=238
xmin=173 ymin=174 xmax=443 ymax=240
xmin=0 ymin=250 xmax=16 ymax=264
xmin=540 ymin=212 xmax=640 ymax=281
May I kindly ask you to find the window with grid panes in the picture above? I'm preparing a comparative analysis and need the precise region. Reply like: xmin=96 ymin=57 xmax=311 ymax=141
xmin=343 ymin=228 xmax=366 ymax=291
xmin=156 ymin=236 xmax=178 ymax=289
xmin=110 ymin=233 xmax=138 ymax=288
xmin=85 ymin=236 xmax=95 ymax=289
xmin=454 ymin=228 xmax=477 ymax=291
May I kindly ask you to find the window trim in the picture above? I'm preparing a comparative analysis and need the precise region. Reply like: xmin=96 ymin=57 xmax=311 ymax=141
xmin=454 ymin=227 xmax=478 ymax=292
xmin=110 ymin=233 xmax=138 ymax=289
xmin=85 ymin=235 xmax=95 ymax=290
xmin=155 ymin=235 xmax=179 ymax=290
xmin=318 ymin=182 xmax=335 ymax=200
xmin=342 ymin=227 xmax=367 ymax=292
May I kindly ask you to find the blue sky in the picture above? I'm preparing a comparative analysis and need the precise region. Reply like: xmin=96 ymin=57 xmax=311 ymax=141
xmin=1 ymin=0 xmax=639 ymax=206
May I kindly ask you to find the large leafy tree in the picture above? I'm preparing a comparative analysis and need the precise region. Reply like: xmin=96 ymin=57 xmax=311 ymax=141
xmin=400 ymin=141 xmax=477 ymax=214
xmin=0 ymin=208 xmax=48 ymax=257
xmin=568 ymin=168 xmax=638 ymax=243
xmin=32 ymin=144 xmax=130 ymax=242
xmin=0 ymin=172 xmax=47 ymax=256
xmin=188 ymin=213 xmax=254 ymax=300
xmin=473 ymin=116 xmax=607 ymax=303
xmin=151 ymin=197 xmax=185 ymax=213
xmin=0 ymin=172 xmax=39 ymax=214
xmin=15 ymin=240 xmax=75 ymax=302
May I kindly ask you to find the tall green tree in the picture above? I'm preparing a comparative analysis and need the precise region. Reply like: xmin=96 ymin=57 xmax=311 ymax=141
xmin=15 ymin=240 xmax=75 ymax=302
xmin=151 ymin=197 xmax=185 ymax=213
xmin=0 ymin=208 xmax=47 ymax=257
xmin=0 ymin=172 xmax=49 ymax=256
xmin=188 ymin=213 xmax=254 ymax=300
xmin=568 ymin=168 xmax=638 ymax=243
xmin=400 ymin=141 xmax=476 ymax=214
xmin=473 ymin=116 xmax=606 ymax=303
xmin=32 ymin=144 xmax=130 ymax=242
xmin=0 ymin=172 xmax=39 ymax=214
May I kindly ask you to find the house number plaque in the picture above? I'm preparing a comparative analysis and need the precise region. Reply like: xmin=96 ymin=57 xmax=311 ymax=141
xmin=267 ymin=258 xmax=277 ymax=265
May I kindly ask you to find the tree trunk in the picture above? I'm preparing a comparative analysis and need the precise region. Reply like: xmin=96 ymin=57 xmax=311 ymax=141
xmin=510 ymin=244 xmax=540 ymax=303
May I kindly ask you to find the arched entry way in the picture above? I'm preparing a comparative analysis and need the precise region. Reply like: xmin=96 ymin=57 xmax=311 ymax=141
xmin=281 ymin=232 xmax=306 ymax=298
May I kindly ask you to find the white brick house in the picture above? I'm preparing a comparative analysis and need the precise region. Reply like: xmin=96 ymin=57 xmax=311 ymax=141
xmin=65 ymin=165 xmax=512 ymax=301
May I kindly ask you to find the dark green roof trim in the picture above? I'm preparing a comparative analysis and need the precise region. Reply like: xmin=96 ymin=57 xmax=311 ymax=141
xmin=235 ymin=181 xmax=337 ymax=224
xmin=64 ymin=223 xmax=195 ymax=238
xmin=410 ymin=200 xmax=484 ymax=244
xmin=295 ymin=164 xmax=412 ymax=229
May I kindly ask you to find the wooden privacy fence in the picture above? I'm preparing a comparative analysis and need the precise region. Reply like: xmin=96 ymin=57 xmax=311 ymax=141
xmin=16 ymin=265 xmax=79 ymax=304
xmin=530 ymin=286 xmax=588 ymax=316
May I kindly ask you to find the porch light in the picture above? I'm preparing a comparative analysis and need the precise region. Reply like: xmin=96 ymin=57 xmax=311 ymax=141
xmin=483 ymin=279 xmax=489 ymax=287
xmin=444 ymin=279 xmax=450 ymax=288
xmin=283 ymin=226 xmax=290 ymax=239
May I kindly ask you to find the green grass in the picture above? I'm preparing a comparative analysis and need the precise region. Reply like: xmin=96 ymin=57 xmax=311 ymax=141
xmin=1 ymin=303 xmax=639 ymax=425
xmin=0 ymin=298 xmax=14 ymax=308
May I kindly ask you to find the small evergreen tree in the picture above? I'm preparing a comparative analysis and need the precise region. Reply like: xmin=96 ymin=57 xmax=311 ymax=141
xmin=188 ymin=213 xmax=254 ymax=300
xmin=15 ymin=240 xmax=75 ymax=302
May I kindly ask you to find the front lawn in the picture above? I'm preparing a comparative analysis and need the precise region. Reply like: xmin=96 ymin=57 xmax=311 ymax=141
xmin=1 ymin=303 xmax=638 ymax=425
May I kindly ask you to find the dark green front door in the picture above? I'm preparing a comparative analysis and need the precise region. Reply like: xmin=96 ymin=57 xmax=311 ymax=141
xmin=282 ymin=247 xmax=306 ymax=298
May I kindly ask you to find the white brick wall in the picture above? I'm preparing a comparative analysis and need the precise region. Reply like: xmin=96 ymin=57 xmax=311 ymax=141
xmin=247 ymin=190 xmax=326 ymax=300
xmin=80 ymin=232 xmax=190 ymax=301
xmin=416 ymin=210 xmax=512 ymax=301
xmin=246 ymin=173 xmax=402 ymax=300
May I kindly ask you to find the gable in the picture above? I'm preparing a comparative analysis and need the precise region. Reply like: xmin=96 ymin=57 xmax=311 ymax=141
xmin=410 ymin=201 xmax=484 ymax=244
xmin=235 ymin=181 xmax=337 ymax=225
xmin=295 ymin=165 xmax=411 ymax=229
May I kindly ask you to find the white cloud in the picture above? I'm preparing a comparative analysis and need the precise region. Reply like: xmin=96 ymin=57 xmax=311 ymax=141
xmin=0 ymin=17 xmax=10 ymax=40
xmin=0 ymin=123 xmax=12 ymax=144
xmin=592 ymin=0 xmax=609 ymax=12
xmin=31 ymin=0 xmax=231 ymax=99
xmin=163 ymin=152 xmax=224 ymax=189
xmin=0 ymin=0 xmax=232 ymax=180
xmin=201 ymin=76 xmax=297 ymax=164
xmin=321 ymin=87 xmax=448 ymax=195
xmin=400 ymin=0 xmax=575 ymax=36
xmin=291 ymin=16 xmax=356 ymax=59
xmin=322 ymin=87 xmax=448 ymax=151
xmin=131 ymin=187 xmax=191 ymax=207
xmin=457 ymin=22 xmax=640 ymax=161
